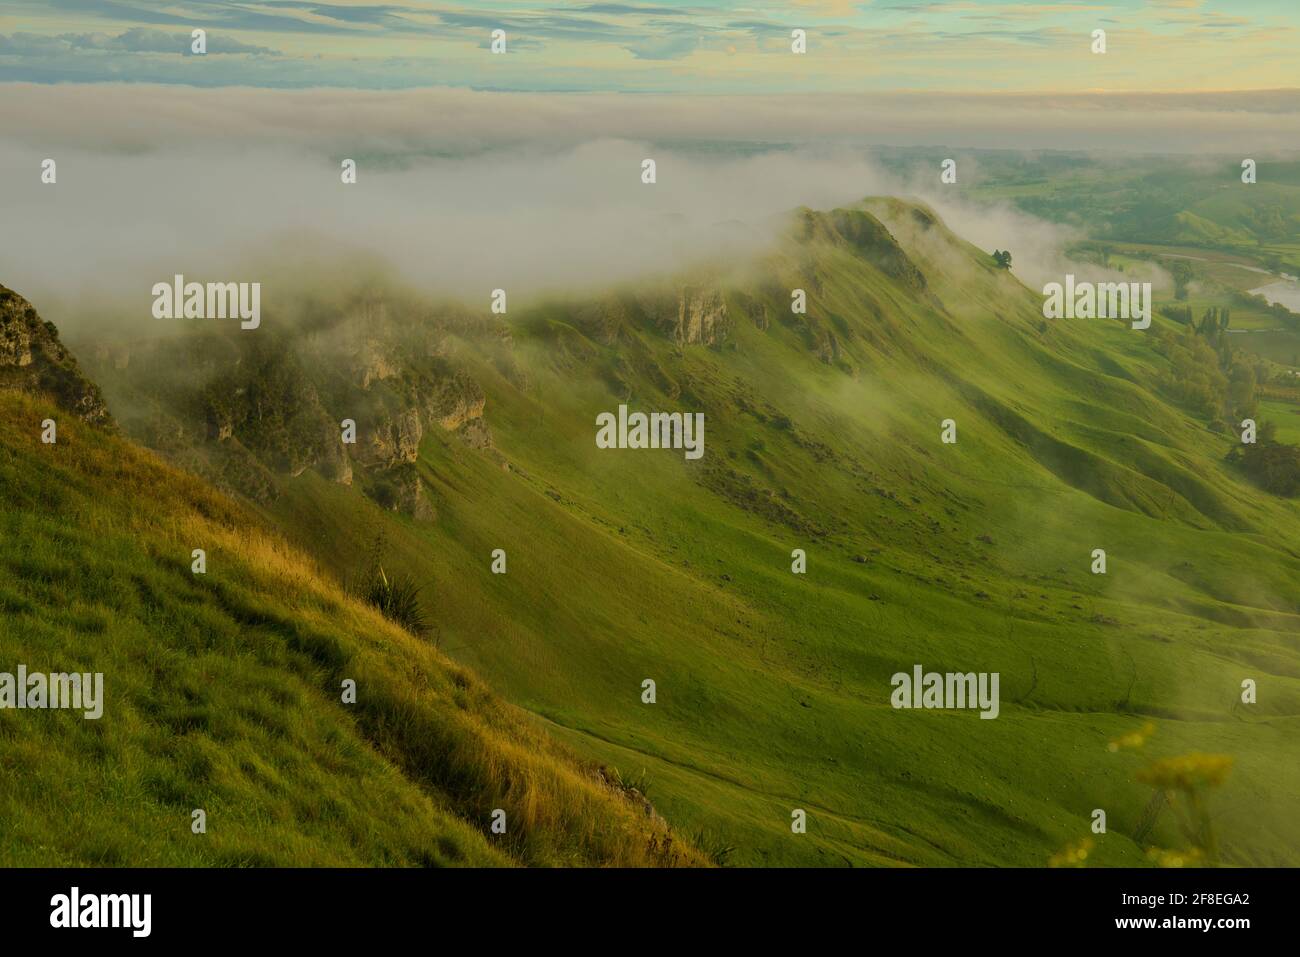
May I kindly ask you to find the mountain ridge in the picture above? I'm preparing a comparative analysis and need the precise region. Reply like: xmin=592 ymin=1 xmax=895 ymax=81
xmin=12 ymin=195 xmax=1300 ymax=866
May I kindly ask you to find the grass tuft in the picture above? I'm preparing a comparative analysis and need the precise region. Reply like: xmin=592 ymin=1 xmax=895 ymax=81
xmin=360 ymin=565 xmax=428 ymax=637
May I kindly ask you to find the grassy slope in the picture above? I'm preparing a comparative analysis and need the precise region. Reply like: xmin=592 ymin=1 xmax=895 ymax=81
xmin=0 ymin=389 xmax=706 ymax=867
xmin=262 ymin=199 xmax=1300 ymax=867
xmin=1259 ymin=399 xmax=1300 ymax=444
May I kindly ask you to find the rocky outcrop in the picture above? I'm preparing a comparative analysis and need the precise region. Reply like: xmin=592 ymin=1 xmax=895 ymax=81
xmin=198 ymin=344 xmax=339 ymax=480
xmin=0 ymin=284 xmax=113 ymax=427
xmin=71 ymin=292 xmax=496 ymax=521
xmin=356 ymin=343 xmax=400 ymax=390
xmin=457 ymin=417 xmax=494 ymax=452
xmin=424 ymin=372 xmax=486 ymax=431
xmin=370 ymin=463 xmax=434 ymax=521
xmin=358 ymin=405 xmax=423 ymax=469
xmin=321 ymin=441 xmax=353 ymax=485
xmin=675 ymin=287 xmax=731 ymax=346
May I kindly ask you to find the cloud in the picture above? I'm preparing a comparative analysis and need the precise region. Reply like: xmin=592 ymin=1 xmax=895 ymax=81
xmin=44 ymin=0 xmax=368 ymax=35
xmin=257 ymin=2 xmax=427 ymax=27
xmin=0 ymin=28 xmax=279 ymax=57
xmin=573 ymin=4 xmax=689 ymax=15
xmin=68 ymin=27 xmax=280 ymax=55
xmin=0 ymin=81 xmax=1257 ymax=347
xmin=0 ymin=33 xmax=69 ymax=56
xmin=624 ymin=30 xmax=700 ymax=60
xmin=2 ymin=0 xmax=1292 ymax=93
xmin=790 ymin=0 xmax=867 ymax=17
xmin=3 ymin=83 xmax=1297 ymax=155
xmin=43 ymin=0 xmax=198 ymax=29
xmin=0 ymin=132 xmax=898 ymax=323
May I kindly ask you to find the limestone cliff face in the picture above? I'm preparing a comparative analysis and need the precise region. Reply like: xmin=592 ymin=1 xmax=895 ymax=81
xmin=0 ymin=284 xmax=112 ymax=427
xmin=675 ymin=287 xmax=731 ymax=346
xmin=72 ymin=293 xmax=500 ymax=521
xmin=350 ymin=370 xmax=488 ymax=518
xmin=371 ymin=463 xmax=435 ymax=521
xmin=317 ymin=436 xmax=353 ymax=486
xmin=357 ymin=405 xmax=423 ymax=469
xmin=425 ymin=372 xmax=486 ymax=431
xmin=356 ymin=343 xmax=400 ymax=390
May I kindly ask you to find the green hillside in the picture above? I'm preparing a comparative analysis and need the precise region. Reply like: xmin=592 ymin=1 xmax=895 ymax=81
xmin=959 ymin=152 xmax=1300 ymax=269
xmin=76 ymin=198 xmax=1300 ymax=867
xmin=0 ymin=336 xmax=707 ymax=865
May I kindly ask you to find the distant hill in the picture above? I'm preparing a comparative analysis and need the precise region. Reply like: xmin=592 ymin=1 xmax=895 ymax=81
xmin=956 ymin=151 xmax=1300 ymax=274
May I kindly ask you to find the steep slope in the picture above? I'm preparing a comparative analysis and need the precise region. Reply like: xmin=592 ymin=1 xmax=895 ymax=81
xmin=0 ymin=286 xmax=706 ymax=867
xmin=76 ymin=200 xmax=1300 ymax=867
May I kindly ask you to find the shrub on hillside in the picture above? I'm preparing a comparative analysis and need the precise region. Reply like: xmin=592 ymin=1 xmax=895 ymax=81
xmin=360 ymin=565 xmax=429 ymax=637
xmin=1227 ymin=428 xmax=1300 ymax=496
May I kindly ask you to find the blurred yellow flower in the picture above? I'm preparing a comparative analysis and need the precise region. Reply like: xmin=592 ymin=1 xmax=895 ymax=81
xmin=1137 ymin=753 xmax=1233 ymax=791
xmin=1107 ymin=721 xmax=1156 ymax=752
xmin=1146 ymin=846 xmax=1204 ymax=868
xmin=1049 ymin=836 xmax=1095 ymax=868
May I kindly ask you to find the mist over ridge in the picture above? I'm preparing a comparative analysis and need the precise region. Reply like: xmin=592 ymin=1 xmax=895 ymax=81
xmin=0 ymin=82 xmax=1212 ymax=336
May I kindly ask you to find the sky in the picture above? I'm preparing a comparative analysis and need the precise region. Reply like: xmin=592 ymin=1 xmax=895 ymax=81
xmin=1 ymin=0 xmax=1297 ymax=93
xmin=1 ymin=1 xmax=1295 ymax=318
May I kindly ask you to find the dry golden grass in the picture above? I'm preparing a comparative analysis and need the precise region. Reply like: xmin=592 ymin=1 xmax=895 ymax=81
xmin=1 ymin=390 xmax=708 ymax=867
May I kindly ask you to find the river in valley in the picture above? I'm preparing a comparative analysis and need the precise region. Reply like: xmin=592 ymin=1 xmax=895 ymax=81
xmin=1250 ymin=276 xmax=1300 ymax=312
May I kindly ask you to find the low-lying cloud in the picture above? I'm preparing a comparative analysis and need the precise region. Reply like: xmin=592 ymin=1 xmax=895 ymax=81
xmin=1 ymin=138 xmax=896 ymax=328
xmin=0 ymin=83 xmax=1259 ymax=331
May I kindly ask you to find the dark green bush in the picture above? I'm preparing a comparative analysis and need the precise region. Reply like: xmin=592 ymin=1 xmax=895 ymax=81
xmin=360 ymin=565 xmax=428 ymax=636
